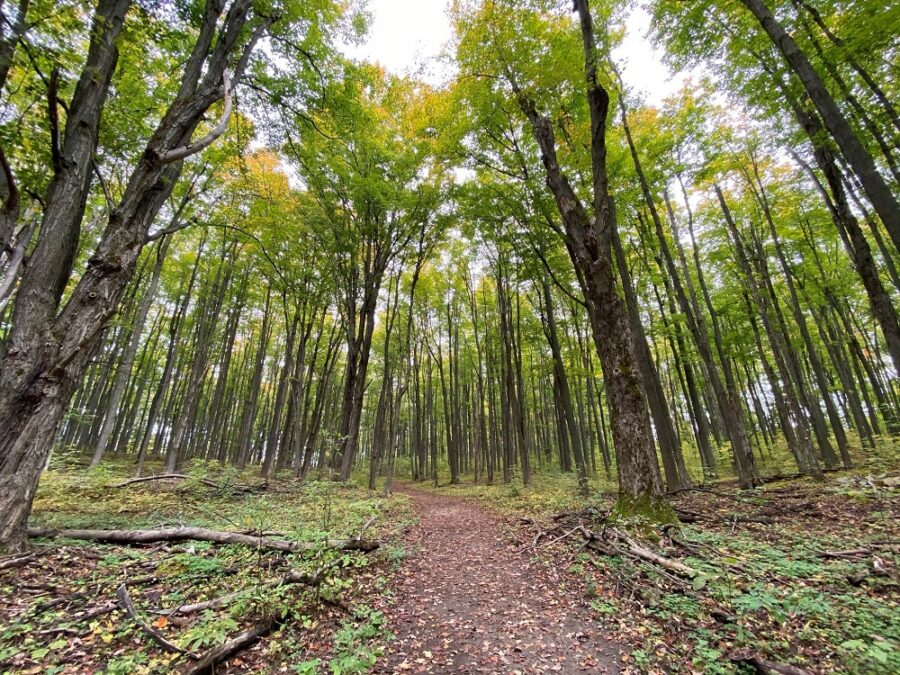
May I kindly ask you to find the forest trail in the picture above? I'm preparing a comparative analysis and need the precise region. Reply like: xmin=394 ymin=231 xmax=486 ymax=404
xmin=375 ymin=486 xmax=620 ymax=673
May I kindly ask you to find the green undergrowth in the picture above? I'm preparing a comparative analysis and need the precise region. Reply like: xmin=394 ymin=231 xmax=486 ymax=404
xmin=0 ymin=460 xmax=413 ymax=674
xmin=424 ymin=468 xmax=615 ymax=516
xmin=584 ymin=490 xmax=900 ymax=674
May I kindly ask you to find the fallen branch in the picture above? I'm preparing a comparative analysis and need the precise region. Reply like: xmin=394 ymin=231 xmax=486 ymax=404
xmin=0 ymin=552 xmax=38 ymax=570
xmin=78 ymin=601 xmax=119 ymax=622
xmin=616 ymin=531 xmax=699 ymax=578
xmin=114 ymin=474 xmax=222 ymax=489
xmin=117 ymin=583 xmax=190 ymax=655
xmin=27 ymin=526 xmax=379 ymax=553
xmin=160 ymin=558 xmax=349 ymax=616
xmin=817 ymin=548 xmax=869 ymax=559
xmin=673 ymin=508 xmax=704 ymax=523
xmin=729 ymin=650 xmax=812 ymax=674
xmin=536 ymin=526 xmax=583 ymax=550
xmin=184 ymin=615 xmax=279 ymax=675
xmin=357 ymin=508 xmax=380 ymax=541
xmin=181 ymin=561 xmax=344 ymax=673
xmin=158 ymin=590 xmax=244 ymax=616
xmin=571 ymin=524 xmax=699 ymax=578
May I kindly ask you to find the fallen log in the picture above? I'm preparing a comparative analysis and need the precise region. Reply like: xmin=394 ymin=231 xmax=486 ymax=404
xmin=27 ymin=526 xmax=378 ymax=553
xmin=117 ymin=584 xmax=189 ymax=655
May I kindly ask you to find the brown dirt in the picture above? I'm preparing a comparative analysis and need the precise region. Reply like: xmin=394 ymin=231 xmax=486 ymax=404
xmin=375 ymin=486 xmax=620 ymax=674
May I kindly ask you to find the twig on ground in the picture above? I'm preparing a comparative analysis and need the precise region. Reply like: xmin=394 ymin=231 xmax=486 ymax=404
xmin=536 ymin=526 xmax=583 ymax=550
xmin=117 ymin=583 xmax=190 ymax=655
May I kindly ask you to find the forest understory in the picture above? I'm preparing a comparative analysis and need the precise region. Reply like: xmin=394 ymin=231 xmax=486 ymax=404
xmin=1 ymin=443 xmax=897 ymax=674
xmin=1 ymin=0 xmax=899 ymax=672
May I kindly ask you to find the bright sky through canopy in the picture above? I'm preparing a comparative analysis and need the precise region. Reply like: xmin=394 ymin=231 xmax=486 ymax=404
xmin=343 ymin=0 xmax=686 ymax=104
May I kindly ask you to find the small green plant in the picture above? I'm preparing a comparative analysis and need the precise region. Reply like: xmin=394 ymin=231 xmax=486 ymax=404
xmin=293 ymin=657 xmax=323 ymax=674
xmin=328 ymin=605 xmax=391 ymax=674
xmin=182 ymin=611 xmax=239 ymax=651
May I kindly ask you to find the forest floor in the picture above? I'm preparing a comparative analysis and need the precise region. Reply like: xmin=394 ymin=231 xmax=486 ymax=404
xmin=1 ymin=454 xmax=898 ymax=674
xmin=0 ymin=461 xmax=415 ymax=674
xmin=424 ymin=463 xmax=899 ymax=674
xmin=371 ymin=486 xmax=620 ymax=673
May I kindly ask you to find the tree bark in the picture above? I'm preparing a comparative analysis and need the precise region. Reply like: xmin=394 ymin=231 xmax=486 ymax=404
xmin=508 ymin=0 xmax=667 ymax=518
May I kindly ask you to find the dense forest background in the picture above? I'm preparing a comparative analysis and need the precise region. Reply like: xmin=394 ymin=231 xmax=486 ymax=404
xmin=0 ymin=0 xmax=898 ymax=669
xmin=3 ymin=0 xmax=894 ymax=510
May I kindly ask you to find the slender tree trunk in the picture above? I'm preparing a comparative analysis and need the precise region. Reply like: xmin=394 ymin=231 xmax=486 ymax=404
xmin=737 ymin=0 xmax=900 ymax=252
xmin=90 ymin=236 xmax=172 ymax=466
xmin=539 ymin=280 xmax=588 ymax=494
xmin=237 ymin=290 xmax=273 ymax=469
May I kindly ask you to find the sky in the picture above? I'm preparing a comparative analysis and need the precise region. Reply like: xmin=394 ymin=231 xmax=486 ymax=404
xmin=342 ymin=0 xmax=688 ymax=105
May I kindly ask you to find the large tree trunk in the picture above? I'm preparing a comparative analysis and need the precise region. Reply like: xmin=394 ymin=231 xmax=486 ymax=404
xmin=509 ymin=0 xmax=668 ymax=519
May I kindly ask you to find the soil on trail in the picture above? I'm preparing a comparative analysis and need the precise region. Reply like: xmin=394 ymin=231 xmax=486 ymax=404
xmin=376 ymin=486 xmax=620 ymax=674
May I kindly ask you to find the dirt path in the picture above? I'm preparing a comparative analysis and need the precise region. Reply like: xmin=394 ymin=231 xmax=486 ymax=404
xmin=375 ymin=486 xmax=620 ymax=673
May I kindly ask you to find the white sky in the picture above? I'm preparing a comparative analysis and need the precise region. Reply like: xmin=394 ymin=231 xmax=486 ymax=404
xmin=342 ymin=0 xmax=686 ymax=105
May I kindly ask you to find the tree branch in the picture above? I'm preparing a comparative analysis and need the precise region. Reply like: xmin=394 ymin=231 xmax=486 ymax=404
xmin=47 ymin=66 xmax=62 ymax=174
xmin=158 ymin=69 xmax=233 ymax=164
